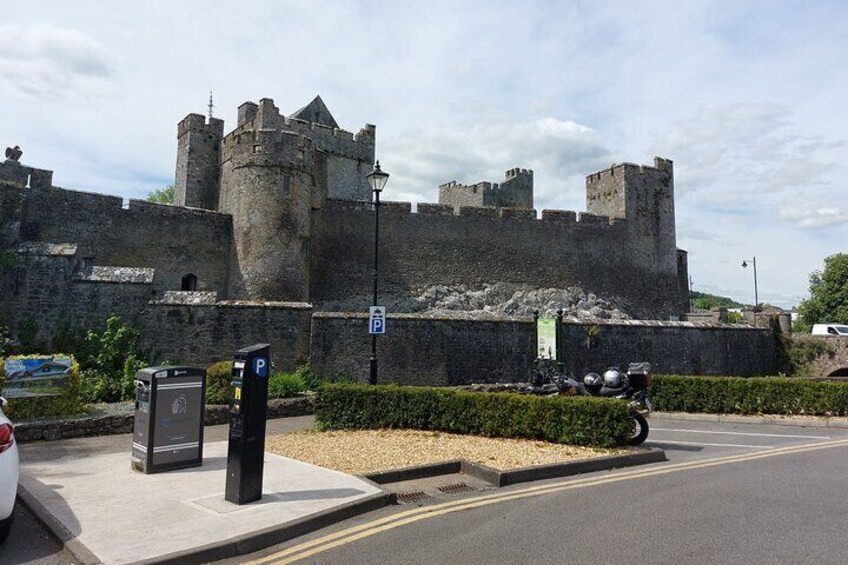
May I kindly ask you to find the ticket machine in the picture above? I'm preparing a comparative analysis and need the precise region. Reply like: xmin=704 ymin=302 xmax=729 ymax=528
xmin=225 ymin=344 xmax=271 ymax=505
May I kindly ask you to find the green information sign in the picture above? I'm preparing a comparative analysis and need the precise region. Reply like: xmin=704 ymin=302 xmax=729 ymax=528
xmin=536 ymin=317 xmax=558 ymax=360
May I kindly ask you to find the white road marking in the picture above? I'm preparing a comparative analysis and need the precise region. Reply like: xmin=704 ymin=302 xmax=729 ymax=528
xmin=651 ymin=428 xmax=831 ymax=440
xmin=649 ymin=440 xmax=775 ymax=449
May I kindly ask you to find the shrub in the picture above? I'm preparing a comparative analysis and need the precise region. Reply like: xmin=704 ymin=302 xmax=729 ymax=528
xmin=0 ymin=354 xmax=87 ymax=420
xmin=293 ymin=363 xmax=354 ymax=391
xmin=650 ymin=375 xmax=848 ymax=416
xmin=0 ymin=323 xmax=10 ymax=358
xmin=17 ymin=316 xmax=40 ymax=354
xmin=784 ymin=338 xmax=835 ymax=377
xmin=77 ymin=316 xmax=148 ymax=403
xmin=206 ymin=360 xmax=233 ymax=405
xmin=316 ymin=383 xmax=633 ymax=448
xmin=268 ymin=372 xmax=306 ymax=398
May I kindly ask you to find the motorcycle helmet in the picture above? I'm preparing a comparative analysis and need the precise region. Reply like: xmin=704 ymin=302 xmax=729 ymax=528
xmin=583 ymin=372 xmax=603 ymax=390
xmin=603 ymin=367 xmax=623 ymax=388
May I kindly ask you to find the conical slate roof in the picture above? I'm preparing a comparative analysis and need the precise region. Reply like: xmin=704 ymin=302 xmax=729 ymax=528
xmin=290 ymin=95 xmax=339 ymax=129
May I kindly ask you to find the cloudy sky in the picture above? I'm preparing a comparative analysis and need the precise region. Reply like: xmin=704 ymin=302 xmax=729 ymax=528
xmin=2 ymin=1 xmax=846 ymax=308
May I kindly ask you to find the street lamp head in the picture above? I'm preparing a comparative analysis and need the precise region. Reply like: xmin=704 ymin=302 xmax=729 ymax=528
xmin=366 ymin=160 xmax=389 ymax=193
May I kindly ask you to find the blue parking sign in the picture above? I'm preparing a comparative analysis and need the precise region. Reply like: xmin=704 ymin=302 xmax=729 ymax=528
xmin=369 ymin=306 xmax=386 ymax=334
xmin=253 ymin=357 xmax=268 ymax=378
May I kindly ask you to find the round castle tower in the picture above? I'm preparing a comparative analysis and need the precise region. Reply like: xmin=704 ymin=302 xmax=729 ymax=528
xmin=218 ymin=99 xmax=318 ymax=301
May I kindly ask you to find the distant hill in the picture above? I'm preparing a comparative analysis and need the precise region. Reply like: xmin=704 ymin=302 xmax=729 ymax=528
xmin=690 ymin=291 xmax=744 ymax=310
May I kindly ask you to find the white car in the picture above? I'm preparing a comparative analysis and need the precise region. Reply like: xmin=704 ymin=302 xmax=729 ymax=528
xmin=0 ymin=396 xmax=18 ymax=543
xmin=811 ymin=324 xmax=848 ymax=336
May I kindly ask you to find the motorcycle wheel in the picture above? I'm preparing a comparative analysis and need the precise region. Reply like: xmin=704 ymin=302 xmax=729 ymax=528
xmin=629 ymin=412 xmax=649 ymax=446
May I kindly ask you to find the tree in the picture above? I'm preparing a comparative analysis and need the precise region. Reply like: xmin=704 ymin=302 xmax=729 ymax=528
xmin=689 ymin=291 xmax=742 ymax=310
xmin=796 ymin=253 xmax=848 ymax=332
xmin=146 ymin=184 xmax=175 ymax=205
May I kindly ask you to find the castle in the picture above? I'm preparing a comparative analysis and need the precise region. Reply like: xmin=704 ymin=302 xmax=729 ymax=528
xmin=0 ymin=95 xmax=692 ymax=372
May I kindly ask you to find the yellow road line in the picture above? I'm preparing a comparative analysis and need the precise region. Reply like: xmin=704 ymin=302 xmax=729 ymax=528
xmin=247 ymin=438 xmax=848 ymax=565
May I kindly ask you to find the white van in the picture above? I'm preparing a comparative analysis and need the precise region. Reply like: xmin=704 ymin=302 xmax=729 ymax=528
xmin=811 ymin=324 xmax=848 ymax=336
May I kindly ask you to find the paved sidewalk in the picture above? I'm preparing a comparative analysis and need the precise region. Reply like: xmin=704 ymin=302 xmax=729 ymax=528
xmin=17 ymin=416 xmax=390 ymax=565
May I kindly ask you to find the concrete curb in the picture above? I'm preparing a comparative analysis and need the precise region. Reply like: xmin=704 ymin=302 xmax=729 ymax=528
xmin=653 ymin=411 xmax=848 ymax=428
xmin=362 ymin=448 xmax=667 ymax=488
xmin=463 ymin=448 xmax=667 ymax=487
xmin=18 ymin=479 xmax=393 ymax=565
xmin=17 ymin=480 xmax=101 ymax=565
xmin=364 ymin=461 xmax=462 ymax=485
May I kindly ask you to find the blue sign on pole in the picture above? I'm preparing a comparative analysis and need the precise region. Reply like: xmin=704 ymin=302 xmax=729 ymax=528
xmin=253 ymin=357 xmax=268 ymax=378
xmin=369 ymin=306 xmax=386 ymax=335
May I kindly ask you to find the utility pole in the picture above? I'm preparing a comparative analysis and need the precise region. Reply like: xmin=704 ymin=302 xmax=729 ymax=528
xmin=689 ymin=275 xmax=694 ymax=312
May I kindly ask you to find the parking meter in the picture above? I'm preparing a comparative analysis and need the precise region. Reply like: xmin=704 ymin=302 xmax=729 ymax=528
xmin=225 ymin=343 xmax=271 ymax=505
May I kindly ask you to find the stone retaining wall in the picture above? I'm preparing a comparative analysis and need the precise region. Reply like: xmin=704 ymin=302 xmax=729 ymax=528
xmin=310 ymin=313 xmax=784 ymax=385
xmin=14 ymin=396 xmax=314 ymax=443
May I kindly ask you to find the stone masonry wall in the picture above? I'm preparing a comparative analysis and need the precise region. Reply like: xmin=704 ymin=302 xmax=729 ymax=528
xmin=0 ymin=181 xmax=234 ymax=297
xmin=140 ymin=300 xmax=313 ymax=371
xmin=311 ymin=201 xmax=681 ymax=320
xmin=0 ymin=250 xmax=154 ymax=348
xmin=310 ymin=313 xmax=783 ymax=385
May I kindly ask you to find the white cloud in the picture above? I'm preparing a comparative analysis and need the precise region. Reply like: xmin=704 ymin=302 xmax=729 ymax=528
xmin=383 ymin=117 xmax=614 ymax=210
xmin=779 ymin=207 xmax=848 ymax=229
xmin=0 ymin=23 xmax=119 ymax=98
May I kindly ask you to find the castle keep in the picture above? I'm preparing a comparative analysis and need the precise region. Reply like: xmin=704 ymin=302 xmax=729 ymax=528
xmin=0 ymin=94 xmax=711 ymax=377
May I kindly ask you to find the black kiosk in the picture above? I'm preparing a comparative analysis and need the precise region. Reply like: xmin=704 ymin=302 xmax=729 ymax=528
xmin=225 ymin=343 xmax=271 ymax=505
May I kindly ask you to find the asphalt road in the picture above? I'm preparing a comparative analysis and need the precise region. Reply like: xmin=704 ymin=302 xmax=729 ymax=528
xmin=0 ymin=502 xmax=74 ymax=565
xmin=223 ymin=417 xmax=848 ymax=565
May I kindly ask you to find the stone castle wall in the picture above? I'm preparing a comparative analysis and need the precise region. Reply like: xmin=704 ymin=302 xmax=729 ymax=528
xmin=310 ymin=313 xmax=784 ymax=385
xmin=141 ymin=300 xmax=312 ymax=371
xmin=0 ymin=180 xmax=233 ymax=296
xmin=0 ymin=248 xmax=154 ymax=349
xmin=311 ymin=199 xmax=681 ymax=319
xmin=0 ymin=241 xmax=311 ymax=371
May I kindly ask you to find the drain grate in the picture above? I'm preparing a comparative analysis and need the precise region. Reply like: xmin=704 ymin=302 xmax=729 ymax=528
xmin=396 ymin=491 xmax=435 ymax=504
xmin=437 ymin=483 xmax=475 ymax=495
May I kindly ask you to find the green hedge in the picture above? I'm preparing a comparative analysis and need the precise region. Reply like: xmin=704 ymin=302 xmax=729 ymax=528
xmin=316 ymin=384 xmax=633 ymax=447
xmin=0 ymin=354 xmax=88 ymax=420
xmin=651 ymin=375 xmax=848 ymax=416
xmin=206 ymin=360 xmax=233 ymax=405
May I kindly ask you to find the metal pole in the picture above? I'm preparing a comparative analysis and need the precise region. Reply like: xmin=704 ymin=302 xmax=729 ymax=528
xmin=556 ymin=309 xmax=564 ymax=372
xmin=753 ymin=256 xmax=759 ymax=327
xmin=369 ymin=189 xmax=380 ymax=385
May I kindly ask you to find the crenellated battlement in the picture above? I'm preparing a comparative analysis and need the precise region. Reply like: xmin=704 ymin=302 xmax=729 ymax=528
xmin=220 ymin=127 xmax=315 ymax=174
xmin=224 ymin=97 xmax=374 ymax=163
xmin=0 ymin=159 xmax=54 ymax=189
xmin=177 ymin=113 xmax=224 ymax=139
xmin=505 ymin=167 xmax=533 ymax=180
xmin=323 ymin=198 xmax=627 ymax=231
xmin=0 ymin=180 xmax=231 ymax=223
xmin=439 ymin=166 xmax=534 ymax=211
xmin=586 ymin=157 xmax=673 ymax=185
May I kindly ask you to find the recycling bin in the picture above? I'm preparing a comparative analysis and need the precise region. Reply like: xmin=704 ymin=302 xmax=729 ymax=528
xmin=132 ymin=366 xmax=206 ymax=474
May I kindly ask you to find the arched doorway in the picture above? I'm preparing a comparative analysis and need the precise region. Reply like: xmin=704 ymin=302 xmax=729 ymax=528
xmin=826 ymin=368 xmax=848 ymax=378
xmin=181 ymin=273 xmax=198 ymax=291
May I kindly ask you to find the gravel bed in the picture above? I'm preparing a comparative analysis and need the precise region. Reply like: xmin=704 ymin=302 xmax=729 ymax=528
xmin=266 ymin=429 xmax=627 ymax=474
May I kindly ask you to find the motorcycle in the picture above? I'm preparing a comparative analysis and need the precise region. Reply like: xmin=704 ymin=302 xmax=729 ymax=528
xmin=524 ymin=360 xmax=653 ymax=446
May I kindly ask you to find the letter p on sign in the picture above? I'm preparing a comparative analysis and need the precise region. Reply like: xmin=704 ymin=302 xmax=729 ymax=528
xmin=369 ymin=306 xmax=386 ymax=335
xmin=253 ymin=357 xmax=268 ymax=378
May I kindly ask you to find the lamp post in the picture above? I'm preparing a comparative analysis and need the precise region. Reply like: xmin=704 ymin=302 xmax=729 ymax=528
xmin=742 ymin=257 xmax=759 ymax=324
xmin=366 ymin=161 xmax=389 ymax=385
